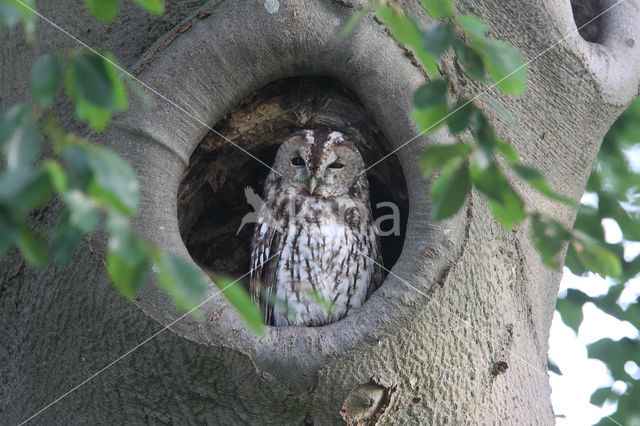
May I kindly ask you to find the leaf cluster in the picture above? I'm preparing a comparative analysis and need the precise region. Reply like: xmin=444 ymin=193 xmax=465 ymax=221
xmin=0 ymin=0 xmax=264 ymax=335
xmin=346 ymin=0 xmax=620 ymax=276
xmin=346 ymin=2 xmax=637 ymax=422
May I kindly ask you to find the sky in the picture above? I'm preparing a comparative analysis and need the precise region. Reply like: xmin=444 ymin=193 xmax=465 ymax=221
xmin=549 ymin=196 xmax=640 ymax=425
xmin=550 ymin=270 xmax=640 ymax=425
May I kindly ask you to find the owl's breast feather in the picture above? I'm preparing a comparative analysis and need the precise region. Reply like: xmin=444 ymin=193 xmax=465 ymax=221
xmin=266 ymin=196 xmax=377 ymax=326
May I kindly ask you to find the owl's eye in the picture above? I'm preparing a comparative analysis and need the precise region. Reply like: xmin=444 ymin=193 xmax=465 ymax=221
xmin=291 ymin=156 xmax=305 ymax=167
xmin=328 ymin=162 xmax=344 ymax=169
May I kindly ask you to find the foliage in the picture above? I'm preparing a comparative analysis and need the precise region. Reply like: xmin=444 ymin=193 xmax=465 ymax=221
xmin=344 ymin=0 xmax=620 ymax=275
xmin=346 ymin=1 xmax=639 ymax=423
xmin=556 ymin=98 xmax=640 ymax=425
xmin=0 ymin=0 xmax=262 ymax=332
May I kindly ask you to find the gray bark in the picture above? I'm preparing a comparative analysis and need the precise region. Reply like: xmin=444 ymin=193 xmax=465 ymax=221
xmin=2 ymin=0 xmax=639 ymax=424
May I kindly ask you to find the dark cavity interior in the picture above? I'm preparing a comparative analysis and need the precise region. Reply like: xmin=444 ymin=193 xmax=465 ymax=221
xmin=571 ymin=0 xmax=603 ymax=42
xmin=178 ymin=76 xmax=409 ymax=290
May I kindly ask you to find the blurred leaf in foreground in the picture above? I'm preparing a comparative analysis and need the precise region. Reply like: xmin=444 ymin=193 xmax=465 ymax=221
xmin=214 ymin=277 xmax=265 ymax=336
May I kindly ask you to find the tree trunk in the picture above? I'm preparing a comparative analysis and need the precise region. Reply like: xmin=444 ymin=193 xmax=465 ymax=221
xmin=2 ymin=0 xmax=639 ymax=423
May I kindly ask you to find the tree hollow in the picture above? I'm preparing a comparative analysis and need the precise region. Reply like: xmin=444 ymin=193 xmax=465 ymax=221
xmin=177 ymin=76 xmax=409 ymax=290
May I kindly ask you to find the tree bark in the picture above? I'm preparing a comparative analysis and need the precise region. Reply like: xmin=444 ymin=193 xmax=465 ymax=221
xmin=2 ymin=0 xmax=639 ymax=424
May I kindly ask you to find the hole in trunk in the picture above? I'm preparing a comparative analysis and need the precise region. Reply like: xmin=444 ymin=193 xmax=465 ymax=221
xmin=177 ymin=76 xmax=408 ymax=293
xmin=571 ymin=0 xmax=603 ymax=42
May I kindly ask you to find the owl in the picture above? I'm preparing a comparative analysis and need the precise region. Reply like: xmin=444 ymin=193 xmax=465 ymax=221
xmin=250 ymin=129 xmax=382 ymax=326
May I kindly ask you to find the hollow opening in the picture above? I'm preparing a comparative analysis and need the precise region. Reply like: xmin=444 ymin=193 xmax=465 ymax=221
xmin=571 ymin=0 xmax=603 ymax=43
xmin=177 ymin=76 xmax=408 ymax=295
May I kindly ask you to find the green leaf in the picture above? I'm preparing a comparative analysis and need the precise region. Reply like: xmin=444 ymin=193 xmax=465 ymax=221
xmin=591 ymin=284 xmax=628 ymax=324
xmin=17 ymin=224 xmax=48 ymax=268
xmin=572 ymin=230 xmax=622 ymax=278
xmin=82 ymin=144 xmax=140 ymax=216
xmin=420 ymin=142 xmax=471 ymax=176
xmin=0 ymin=104 xmax=29 ymax=146
xmin=607 ymin=384 xmax=640 ymax=426
xmin=555 ymin=289 xmax=590 ymax=333
xmin=585 ymin=170 xmax=601 ymax=193
xmin=413 ymin=47 xmax=441 ymax=78
xmin=512 ymin=164 xmax=574 ymax=204
xmin=481 ymin=40 xmax=526 ymax=94
xmin=547 ymin=358 xmax=562 ymax=375
xmin=65 ymin=52 xmax=127 ymax=131
xmin=67 ymin=52 xmax=122 ymax=109
xmin=454 ymin=44 xmax=486 ymax=81
xmin=0 ymin=0 xmax=31 ymax=26
xmin=471 ymin=162 xmax=511 ymax=202
xmin=6 ymin=117 xmax=40 ymax=169
xmin=587 ymin=337 xmax=640 ymax=380
xmin=214 ymin=277 xmax=265 ymax=336
xmin=531 ymin=214 xmax=571 ymax=269
xmin=134 ymin=0 xmax=164 ymax=15
xmin=413 ymin=79 xmax=448 ymax=109
xmin=494 ymin=140 xmax=519 ymax=164
xmin=60 ymin=142 xmax=138 ymax=216
xmin=412 ymin=105 xmax=449 ymax=133
xmin=420 ymin=0 xmax=454 ymax=18
xmin=0 ymin=168 xmax=53 ymax=210
xmin=572 ymin=205 xmax=604 ymax=241
xmin=375 ymin=7 xmax=440 ymax=76
xmin=51 ymin=213 xmax=83 ymax=264
xmin=0 ymin=103 xmax=41 ymax=169
xmin=471 ymin=112 xmax=497 ymax=157
xmin=86 ymin=0 xmax=120 ymax=22
xmin=0 ymin=0 xmax=36 ymax=39
xmin=590 ymin=387 xmax=618 ymax=407
xmin=77 ymin=103 xmax=112 ymax=131
xmin=342 ymin=3 xmax=375 ymax=38
xmin=470 ymin=162 xmax=525 ymax=228
xmin=64 ymin=190 xmax=99 ymax=233
xmin=44 ymin=160 xmax=68 ymax=193
xmin=31 ymin=54 xmax=61 ymax=108
xmin=486 ymin=189 xmax=525 ymax=229
xmin=376 ymin=7 xmax=421 ymax=47
xmin=61 ymin=145 xmax=93 ymax=190
xmin=447 ymin=99 xmax=479 ymax=134
xmin=421 ymin=22 xmax=456 ymax=58
xmin=430 ymin=161 xmax=471 ymax=221
xmin=565 ymin=242 xmax=587 ymax=276
xmin=106 ymin=215 xmax=150 ymax=299
xmin=153 ymin=252 xmax=208 ymax=313
xmin=598 ymin=192 xmax=640 ymax=241
xmin=412 ymin=80 xmax=450 ymax=132
xmin=456 ymin=14 xmax=487 ymax=38
xmin=604 ymin=96 xmax=640 ymax=147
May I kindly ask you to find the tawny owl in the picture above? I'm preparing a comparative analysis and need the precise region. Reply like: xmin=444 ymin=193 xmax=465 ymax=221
xmin=250 ymin=129 xmax=382 ymax=326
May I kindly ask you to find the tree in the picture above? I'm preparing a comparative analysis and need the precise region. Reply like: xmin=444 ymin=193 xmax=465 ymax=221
xmin=1 ymin=0 xmax=639 ymax=423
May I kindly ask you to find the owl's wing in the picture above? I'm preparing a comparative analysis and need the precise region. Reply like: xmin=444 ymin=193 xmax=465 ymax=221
xmin=250 ymin=219 xmax=282 ymax=326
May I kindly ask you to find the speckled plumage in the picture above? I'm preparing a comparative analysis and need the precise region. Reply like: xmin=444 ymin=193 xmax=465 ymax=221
xmin=250 ymin=129 xmax=382 ymax=326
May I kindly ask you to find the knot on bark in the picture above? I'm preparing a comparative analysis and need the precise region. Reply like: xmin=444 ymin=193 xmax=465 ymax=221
xmin=340 ymin=382 xmax=396 ymax=425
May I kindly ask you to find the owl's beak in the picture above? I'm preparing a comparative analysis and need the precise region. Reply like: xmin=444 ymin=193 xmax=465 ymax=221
xmin=308 ymin=176 xmax=318 ymax=195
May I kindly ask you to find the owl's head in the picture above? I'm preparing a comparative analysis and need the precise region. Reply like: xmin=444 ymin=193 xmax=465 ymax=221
xmin=268 ymin=129 xmax=367 ymax=198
